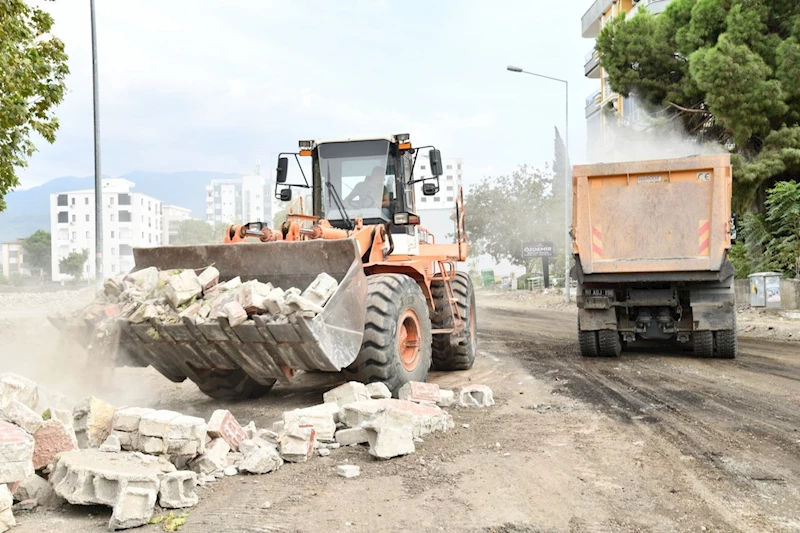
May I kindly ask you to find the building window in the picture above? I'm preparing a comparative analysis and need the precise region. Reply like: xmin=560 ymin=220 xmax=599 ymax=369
xmin=118 ymin=194 xmax=131 ymax=205
xmin=120 ymin=244 xmax=132 ymax=256
xmin=434 ymin=197 xmax=441 ymax=202
xmin=111 ymin=265 xmax=116 ymax=273
xmin=85 ymin=231 xmax=90 ymax=238
xmin=111 ymin=231 xmax=115 ymax=238
xmin=148 ymin=201 xmax=151 ymax=211
xmin=111 ymin=248 xmax=116 ymax=256
xmin=148 ymin=234 xmax=152 ymax=243
xmin=142 ymin=232 xmax=145 ymax=239
xmin=110 ymin=214 xmax=115 ymax=222
xmin=85 ymin=214 xmax=90 ymax=222
xmin=141 ymin=199 xmax=144 ymax=206
xmin=119 ymin=211 xmax=132 ymax=222
xmin=57 ymin=212 xmax=68 ymax=223
xmin=421 ymin=197 xmax=427 ymax=202
xmin=457 ymin=164 xmax=462 ymax=170
xmin=84 ymin=197 xmax=88 ymax=205
xmin=446 ymin=197 xmax=453 ymax=202
xmin=110 ymin=196 xmax=115 ymax=205
xmin=446 ymin=175 xmax=453 ymax=181
xmin=446 ymin=165 xmax=452 ymax=170
xmin=71 ymin=197 xmax=75 ymax=206
xmin=57 ymin=195 xmax=68 ymax=207
xmin=447 ymin=186 xmax=453 ymax=191
xmin=71 ymin=214 xmax=76 ymax=223
xmin=71 ymin=232 xmax=76 ymax=239
xmin=420 ymin=165 xmax=426 ymax=170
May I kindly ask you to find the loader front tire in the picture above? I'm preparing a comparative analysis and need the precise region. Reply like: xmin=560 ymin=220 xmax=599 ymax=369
xmin=344 ymin=274 xmax=432 ymax=397
xmin=431 ymin=272 xmax=477 ymax=371
xmin=194 ymin=369 xmax=276 ymax=401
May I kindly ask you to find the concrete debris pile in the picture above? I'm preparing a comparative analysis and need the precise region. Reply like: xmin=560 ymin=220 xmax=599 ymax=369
xmin=62 ymin=266 xmax=339 ymax=338
xmin=0 ymin=372 xmax=494 ymax=531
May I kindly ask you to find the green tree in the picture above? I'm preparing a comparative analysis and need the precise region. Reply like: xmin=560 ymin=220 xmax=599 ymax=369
xmin=59 ymin=248 xmax=88 ymax=280
xmin=172 ymin=219 xmax=224 ymax=245
xmin=21 ymin=229 xmax=50 ymax=275
xmin=0 ymin=1 xmax=69 ymax=212
xmin=595 ymin=1 xmax=800 ymax=212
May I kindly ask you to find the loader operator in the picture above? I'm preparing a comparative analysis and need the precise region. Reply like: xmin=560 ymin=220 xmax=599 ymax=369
xmin=345 ymin=166 xmax=391 ymax=219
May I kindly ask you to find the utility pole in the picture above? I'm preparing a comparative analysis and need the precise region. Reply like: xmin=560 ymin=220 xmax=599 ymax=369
xmin=90 ymin=0 xmax=103 ymax=288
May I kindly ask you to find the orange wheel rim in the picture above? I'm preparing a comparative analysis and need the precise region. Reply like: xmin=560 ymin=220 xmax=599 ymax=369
xmin=469 ymin=304 xmax=476 ymax=345
xmin=398 ymin=310 xmax=421 ymax=371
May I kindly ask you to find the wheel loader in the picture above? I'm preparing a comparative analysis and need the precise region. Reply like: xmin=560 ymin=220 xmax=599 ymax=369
xmin=61 ymin=134 xmax=476 ymax=400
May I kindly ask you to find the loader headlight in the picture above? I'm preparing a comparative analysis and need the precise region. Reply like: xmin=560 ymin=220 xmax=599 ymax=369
xmin=394 ymin=213 xmax=409 ymax=225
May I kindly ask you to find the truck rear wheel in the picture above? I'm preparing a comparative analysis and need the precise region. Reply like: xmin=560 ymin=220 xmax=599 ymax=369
xmin=577 ymin=318 xmax=600 ymax=358
xmin=194 ymin=369 xmax=276 ymax=401
xmin=598 ymin=330 xmax=622 ymax=357
xmin=344 ymin=274 xmax=432 ymax=397
xmin=431 ymin=272 xmax=477 ymax=371
xmin=693 ymin=331 xmax=714 ymax=358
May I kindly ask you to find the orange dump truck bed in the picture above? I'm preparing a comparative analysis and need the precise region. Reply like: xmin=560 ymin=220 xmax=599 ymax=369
xmin=572 ymin=155 xmax=733 ymax=275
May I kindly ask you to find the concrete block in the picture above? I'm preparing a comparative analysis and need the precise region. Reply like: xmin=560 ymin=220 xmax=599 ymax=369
xmin=1 ymin=400 xmax=43 ymax=434
xmin=166 ymin=438 xmax=200 ymax=457
xmin=140 ymin=436 xmax=168 ymax=455
xmin=138 ymin=410 xmax=181 ymax=439
xmin=43 ymin=407 xmax=73 ymax=429
xmin=111 ymin=407 xmax=153 ymax=433
xmin=178 ymin=302 xmax=202 ymax=319
xmin=100 ymin=435 xmax=122 ymax=453
xmin=49 ymin=449 xmax=174 ymax=509
xmin=323 ymin=382 xmax=370 ymax=407
xmin=224 ymin=466 xmax=238 ymax=476
xmin=125 ymin=267 xmax=159 ymax=294
xmin=220 ymin=276 xmax=242 ymax=291
xmin=222 ymin=301 xmax=248 ymax=327
xmin=0 ymin=509 xmax=13 ymax=533
xmin=158 ymin=470 xmax=198 ymax=509
xmin=164 ymin=269 xmax=202 ymax=309
xmin=12 ymin=474 xmax=59 ymax=507
xmin=188 ymin=438 xmax=230 ymax=475
xmin=278 ymin=422 xmax=315 ymax=463
xmin=366 ymin=382 xmax=392 ymax=400
xmin=111 ymin=430 xmax=139 ymax=452
xmin=108 ymin=486 xmax=157 ymax=531
xmin=398 ymin=382 xmax=440 ymax=404
xmin=437 ymin=389 xmax=456 ymax=408
xmin=0 ymin=484 xmax=11 ymax=511
xmin=318 ymin=448 xmax=330 ymax=457
xmin=197 ymin=266 xmax=220 ymax=292
xmin=239 ymin=445 xmax=283 ymax=474
xmin=0 ymin=420 xmax=34 ymax=482
xmin=336 ymin=465 xmax=361 ymax=479
xmin=262 ymin=287 xmax=286 ymax=315
xmin=73 ymin=396 xmax=116 ymax=448
xmin=207 ymin=410 xmax=247 ymax=452
xmin=302 ymin=273 xmax=338 ymax=307
xmin=282 ymin=408 xmax=336 ymax=442
xmin=168 ymin=415 xmax=206 ymax=442
xmin=283 ymin=292 xmax=324 ymax=315
xmin=458 ymin=385 xmax=495 ymax=408
xmin=340 ymin=399 xmax=450 ymax=439
xmin=243 ymin=421 xmax=256 ymax=440
xmin=366 ymin=426 xmax=415 ymax=459
xmin=334 ymin=428 xmax=370 ymax=446
xmin=0 ymin=373 xmax=38 ymax=411
xmin=238 ymin=280 xmax=273 ymax=314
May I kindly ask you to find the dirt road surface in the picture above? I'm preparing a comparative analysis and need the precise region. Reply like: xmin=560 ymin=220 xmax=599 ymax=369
xmin=4 ymin=289 xmax=800 ymax=532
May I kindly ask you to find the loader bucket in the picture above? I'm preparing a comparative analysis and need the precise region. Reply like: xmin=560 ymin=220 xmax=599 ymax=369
xmin=113 ymin=239 xmax=367 ymax=387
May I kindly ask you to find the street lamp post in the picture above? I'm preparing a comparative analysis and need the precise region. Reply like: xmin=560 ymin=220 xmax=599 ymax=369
xmin=90 ymin=0 xmax=103 ymax=288
xmin=506 ymin=65 xmax=571 ymax=303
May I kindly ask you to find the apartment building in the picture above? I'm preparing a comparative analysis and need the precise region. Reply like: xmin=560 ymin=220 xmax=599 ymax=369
xmin=409 ymin=156 xmax=464 ymax=244
xmin=205 ymin=163 xmax=273 ymax=226
xmin=582 ymin=0 xmax=674 ymax=159
xmin=162 ymin=205 xmax=193 ymax=245
xmin=0 ymin=241 xmax=26 ymax=278
xmin=49 ymin=179 xmax=163 ymax=281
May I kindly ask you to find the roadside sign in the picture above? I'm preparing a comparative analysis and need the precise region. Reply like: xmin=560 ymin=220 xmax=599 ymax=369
xmin=522 ymin=241 xmax=554 ymax=258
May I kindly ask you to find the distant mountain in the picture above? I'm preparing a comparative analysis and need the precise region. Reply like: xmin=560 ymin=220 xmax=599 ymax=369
xmin=0 ymin=170 xmax=242 ymax=242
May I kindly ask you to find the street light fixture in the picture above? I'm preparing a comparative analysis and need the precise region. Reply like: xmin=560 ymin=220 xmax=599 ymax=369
xmin=506 ymin=65 xmax=571 ymax=303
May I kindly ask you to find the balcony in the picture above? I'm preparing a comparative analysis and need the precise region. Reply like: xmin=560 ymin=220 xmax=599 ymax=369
xmin=581 ymin=0 xmax=614 ymax=38
xmin=630 ymin=0 xmax=673 ymax=16
xmin=585 ymin=89 xmax=602 ymax=118
xmin=584 ymin=49 xmax=601 ymax=78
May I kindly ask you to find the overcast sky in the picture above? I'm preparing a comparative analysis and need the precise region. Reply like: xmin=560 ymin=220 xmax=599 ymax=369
xmin=19 ymin=0 xmax=598 ymax=190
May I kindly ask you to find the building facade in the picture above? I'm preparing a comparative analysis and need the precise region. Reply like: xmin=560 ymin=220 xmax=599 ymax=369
xmin=0 ymin=241 xmax=26 ymax=278
xmin=410 ymin=156 xmax=464 ymax=244
xmin=49 ymin=179 xmax=164 ymax=281
xmin=582 ymin=0 xmax=673 ymax=160
xmin=205 ymin=163 xmax=273 ymax=226
xmin=162 ymin=205 xmax=193 ymax=245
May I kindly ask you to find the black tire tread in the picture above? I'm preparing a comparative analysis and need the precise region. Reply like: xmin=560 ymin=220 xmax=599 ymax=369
xmin=694 ymin=330 xmax=715 ymax=358
xmin=598 ymin=330 xmax=622 ymax=357
xmin=194 ymin=369 xmax=276 ymax=401
xmin=430 ymin=272 xmax=477 ymax=371
xmin=578 ymin=317 xmax=600 ymax=357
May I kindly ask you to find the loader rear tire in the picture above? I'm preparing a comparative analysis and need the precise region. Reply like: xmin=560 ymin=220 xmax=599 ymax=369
xmin=194 ymin=369 xmax=276 ymax=401
xmin=598 ymin=330 xmax=622 ymax=357
xmin=431 ymin=272 xmax=477 ymax=371
xmin=344 ymin=274 xmax=432 ymax=397
xmin=578 ymin=318 xmax=600 ymax=358
xmin=693 ymin=331 xmax=714 ymax=359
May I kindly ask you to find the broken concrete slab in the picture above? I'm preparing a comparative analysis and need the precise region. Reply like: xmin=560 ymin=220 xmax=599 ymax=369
xmin=73 ymin=396 xmax=116 ymax=449
xmin=158 ymin=470 xmax=198 ymax=509
xmin=366 ymin=426 xmax=415 ymax=459
xmin=164 ymin=269 xmax=202 ymax=309
xmin=334 ymin=428 xmax=370 ymax=447
xmin=188 ymin=438 xmax=230 ymax=475
xmin=0 ymin=373 xmax=38 ymax=411
xmin=138 ymin=409 xmax=181 ymax=439
xmin=197 ymin=266 xmax=220 ymax=292
xmin=366 ymin=382 xmax=392 ymax=400
xmin=12 ymin=473 xmax=59 ymax=507
xmin=207 ymin=410 xmax=247 ymax=452
xmin=336 ymin=465 xmax=361 ymax=479
xmin=238 ymin=280 xmax=273 ymax=314
xmin=243 ymin=421 xmax=256 ymax=440
xmin=301 ymin=272 xmax=338 ymax=307
xmin=100 ymin=435 xmax=122 ymax=453
xmin=282 ymin=407 xmax=336 ymax=442
xmin=111 ymin=430 xmax=139 ymax=452
xmin=0 ymin=485 xmax=14 ymax=532
xmin=239 ymin=445 xmax=283 ymax=475
xmin=437 ymin=389 xmax=456 ymax=408
xmin=222 ymin=300 xmax=248 ymax=327
xmin=168 ymin=415 xmax=206 ymax=443
xmin=1 ymin=400 xmax=43 ymax=434
xmin=278 ymin=423 xmax=315 ymax=463
xmin=323 ymin=382 xmax=370 ymax=406
xmin=108 ymin=486 xmax=157 ymax=531
xmin=42 ymin=407 xmax=73 ymax=429
xmin=398 ymin=382 xmax=440 ymax=404
xmin=0 ymin=420 xmax=34 ymax=482
xmin=458 ymin=385 xmax=495 ymax=408
xmin=283 ymin=292 xmax=324 ymax=315
xmin=50 ymin=449 xmax=174 ymax=509
xmin=111 ymin=407 xmax=155 ymax=433
xmin=340 ymin=399 xmax=451 ymax=439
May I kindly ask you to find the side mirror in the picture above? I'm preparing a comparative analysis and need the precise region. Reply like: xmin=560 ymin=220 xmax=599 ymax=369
xmin=429 ymin=149 xmax=443 ymax=177
xmin=279 ymin=188 xmax=293 ymax=202
xmin=422 ymin=182 xmax=438 ymax=196
xmin=276 ymin=157 xmax=289 ymax=184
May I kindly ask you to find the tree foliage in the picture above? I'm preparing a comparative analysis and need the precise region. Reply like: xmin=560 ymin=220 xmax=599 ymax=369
xmin=0 ymin=1 xmax=69 ymax=212
xmin=595 ymin=0 xmax=800 ymax=212
xmin=59 ymin=248 xmax=88 ymax=279
xmin=21 ymin=229 xmax=50 ymax=274
xmin=172 ymin=219 xmax=225 ymax=245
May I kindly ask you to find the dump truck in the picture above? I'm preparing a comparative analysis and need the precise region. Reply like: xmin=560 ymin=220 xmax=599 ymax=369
xmin=571 ymin=154 xmax=737 ymax=358
xmin=54 ymin=134 xmax=476 ymax=400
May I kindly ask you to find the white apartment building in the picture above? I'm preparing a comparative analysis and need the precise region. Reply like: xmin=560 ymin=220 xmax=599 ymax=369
xmin=49 ymin=179 xmax=163 ymax=281
xmin=162 ymin=205 xmax=193 ymax=245
xmin=205 ymin=163 xmax=273 ymax=226
xmin=407 ymin=156 xmax=464 ymax=244
xmin=0 ymin=241 xmax=27 ymax=278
